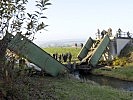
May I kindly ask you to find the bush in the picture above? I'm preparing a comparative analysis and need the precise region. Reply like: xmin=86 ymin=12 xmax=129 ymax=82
xmin=112 ymin=57 xmax=127 ymax=66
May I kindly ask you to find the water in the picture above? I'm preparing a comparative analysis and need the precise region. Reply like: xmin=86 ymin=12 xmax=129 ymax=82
xmin=80 ymin=74 xmax=133 ymax=92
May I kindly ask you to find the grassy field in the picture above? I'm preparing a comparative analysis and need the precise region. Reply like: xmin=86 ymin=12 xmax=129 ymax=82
xmin=44 ymin=47 xmax=81 ymax=61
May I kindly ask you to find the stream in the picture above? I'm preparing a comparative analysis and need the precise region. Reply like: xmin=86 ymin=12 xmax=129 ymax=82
xmin=80 ymin=74 xmax=133 ymax=92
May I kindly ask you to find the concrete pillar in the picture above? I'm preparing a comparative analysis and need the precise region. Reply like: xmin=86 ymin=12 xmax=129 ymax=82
xmin=116 ymin=38 xmax=131 ymax=55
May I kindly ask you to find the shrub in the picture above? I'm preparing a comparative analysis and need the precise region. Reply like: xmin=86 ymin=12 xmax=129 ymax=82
xmin=112 ymin=57 xmax=127 ymax=66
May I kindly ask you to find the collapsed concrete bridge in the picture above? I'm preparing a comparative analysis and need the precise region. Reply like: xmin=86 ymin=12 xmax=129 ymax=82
xmin=4 ymin=29 xmax=133 ymax=76
xmin=77 ymin=30 xmax=133 ymax=70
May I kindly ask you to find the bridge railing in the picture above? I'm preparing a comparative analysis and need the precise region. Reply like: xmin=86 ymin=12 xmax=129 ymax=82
xmin=116 ymin=31 xmax=133 ymax=38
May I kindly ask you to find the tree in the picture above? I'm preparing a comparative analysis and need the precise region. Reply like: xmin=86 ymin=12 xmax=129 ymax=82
xmin=0 ymin=0 xmax=51 ymax=95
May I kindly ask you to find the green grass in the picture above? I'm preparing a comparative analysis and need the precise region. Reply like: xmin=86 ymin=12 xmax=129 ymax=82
xmin=91 ymin=64 xmax=133 ymax=81
xmin=13 ymin=75 xmax=133 ymax=100
xmin=44 ymin=47 xmax=81 ymax=61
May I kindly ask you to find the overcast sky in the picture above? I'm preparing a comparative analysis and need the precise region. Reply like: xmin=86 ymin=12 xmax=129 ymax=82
xmin=27 ymin=0 xmax=133 ymax=44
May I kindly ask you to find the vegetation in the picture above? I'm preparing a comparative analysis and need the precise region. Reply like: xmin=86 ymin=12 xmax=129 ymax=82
xmin=112 ymin=57 xmax=127 ymax=66
xmin=91 ymin=64 xmax=133 ymax=81
xmin=1 ymin=63 xmax=132 ymax=99
xmin=10 ymin=75 xmax=133 ymax=100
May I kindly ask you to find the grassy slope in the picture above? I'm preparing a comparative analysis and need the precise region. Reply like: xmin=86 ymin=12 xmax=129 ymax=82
xmin=14 ymin=76 xmax=133 ymax=100
xmin=91 ymin=65 xmax=133 ymax=81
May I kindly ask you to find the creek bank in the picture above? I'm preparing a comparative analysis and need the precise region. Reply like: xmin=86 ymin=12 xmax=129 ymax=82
xmin=90 ymin=66 xmax=133 ymax=82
